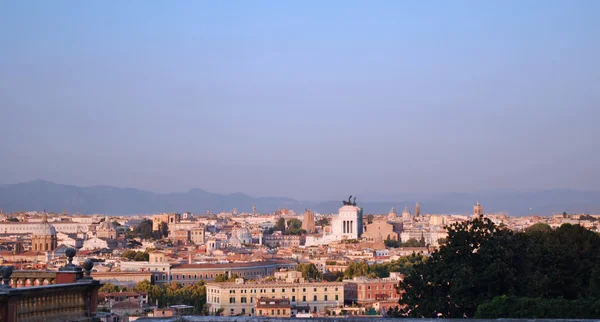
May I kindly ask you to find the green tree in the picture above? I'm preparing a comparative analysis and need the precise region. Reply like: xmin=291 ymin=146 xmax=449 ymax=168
xmin=398 ymin=216 xmax=600 ymax=318
xmin=121 ymin=249 xmax=137 ymax=260
xmin=399 ymin=216 xmax=523 ymax=317
xmin=134 ymin=251 xmax=149 ymax=261
xmin=213 ymin=273 xmax=239 ymax=283
xmin=323 ymin=271 xmax=344 ymax=282
xmin=287 ymin=218 xmax=302 ymax=230
xmin=524 ymin=222 xmax=552 ymax=233
xmin=384 ymin=239 xmax=401 ymax=248
xmin=316 ymin=217 xmax=330 ymax=226
xmin=344 ymin=261 xmax=369 ymax=279
xmin=400 ymin=238 xmax=424 ymax=247
xmin=367 ymin=214 xmax=374 ymax=224
xmin=99 ymin=282 xmax=121 ymax=293
xmin=159 ymin=221 xmax=169 ymax=238
xmin=297 ymin=263 xmax=323 ymax=280
xmin=274 ymin=217 xmax=286 ymax=232
xmin=133 ymin=219 xmax=153 ymax=239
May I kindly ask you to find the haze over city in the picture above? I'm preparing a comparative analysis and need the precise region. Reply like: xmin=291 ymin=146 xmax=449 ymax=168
xmin=2 ymin=1 xmax=599 ymax=201
xmin=2 ymin=2 xmax=600 ymax=321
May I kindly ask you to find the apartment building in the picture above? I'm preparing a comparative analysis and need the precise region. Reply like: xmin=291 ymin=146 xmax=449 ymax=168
xmin=206 ymin=271 xmax=343 ymax=316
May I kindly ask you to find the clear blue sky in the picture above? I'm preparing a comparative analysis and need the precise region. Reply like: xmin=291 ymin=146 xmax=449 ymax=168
xmin=1 ymin=1 xmax=599 ymax=200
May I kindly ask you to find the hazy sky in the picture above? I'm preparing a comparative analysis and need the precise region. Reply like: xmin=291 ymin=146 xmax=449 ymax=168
xmin=1 ymin=1 xmax=599 ymax=200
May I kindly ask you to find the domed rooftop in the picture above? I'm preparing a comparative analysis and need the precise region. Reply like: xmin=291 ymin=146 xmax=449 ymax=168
xmin=98 ymin=217 xmax=115 ymax=231
xmin=32 ymin=214 xmax=56 ymax=236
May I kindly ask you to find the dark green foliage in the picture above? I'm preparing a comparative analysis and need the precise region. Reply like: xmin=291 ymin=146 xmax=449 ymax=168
xmin=399 ymin=216 xmax=600 ymax=318
xmin=133 ymin=219 xmax=153 ymax=239
xmin=343 ymin=255 xmax=426 ymax=279
xmin=6 ymin=217 xmax=19 ymax=222
xmin=274 ymin=217 xmax=286 ymax=232
xmin=385 ymin=238 xmax=426 ymax=248
xmin=323 ymin=271 xmax=344 ymax=282
xmin=159 ymin=221 xmax=169 ymax=238
xmin=579 ymin=214 xmax=598 ymax=221
xmin=297 ymin=263 xmax=323 ymax=280
xmin=343 ymin=261 xmax=371 ymax=279
xmin=384 ymin=239 xmax=400 ymax=248
xmin=367 ymin=214 xmax=374 ymax=224
xmin=121 ymin=250 xmax=149 ymax=261
xmin=400 ymin=238 xmax=425 ymax=247
xmin=213 ymin=273 xmax=239 ymax=282
xmin=284 ymin=219 xmax=306 ymax=235
xmin=316 ymin=217 xmax=330 ymax=226
xmin=136 ymin=280 xmax=208 ymax=314
xmin=475 ymin=296 xmax=600 ymax=318
xmin=524 ymin=222 xmax=551 ymax=233
xmin=99 ymin=282 xmax=124 ymax=293
xmin=287 ymin=218 xmax=302 ymax=230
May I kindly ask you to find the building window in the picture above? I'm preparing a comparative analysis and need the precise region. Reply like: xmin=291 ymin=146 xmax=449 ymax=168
xmin=335 ymin=295 xmax=339 ymax=301
xmin=282 ymin=288 xmax=285 ymax=292
xmin=314 ymin=288 xmax=317 ymax=292
xmin=303 ymin=288 xmax=306 ymax=292
xmin=271 ymin=310 xmax=275 ymax=315
xmin=314 ymin=295 xmax=317 ymax=301
xmin=272 ymin=289 xmax=275 ymax=293
xmin=324 ymin=295 xmax=328 ymax=301
xmin=277 ymin=309 xmax=281 ymax=315
xmin=325 ymin=288 xmax=327 ymax=291
xmin=242 ymin=308 xmax=246 ymax=314
xmin=259 ymin=310 xmax=262 ymax=316
xmin=241 ymin=297 xmax=247 ymax=303
xmin=292 ymin=296 xmax=296 ymax=302
xmin=292 ymin=288 xmax=295 ymax=292
xmin=303 ymin=295 xmax=306 ymax=302
xmin=229 ymin=297 xmax=235 ymax=303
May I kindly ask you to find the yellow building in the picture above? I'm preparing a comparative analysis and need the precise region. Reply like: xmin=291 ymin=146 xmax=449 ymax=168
xmin=363 ymin=217 xmax=399 ymax=241
xmin=206 ymin=272 xmax=343 ymax=316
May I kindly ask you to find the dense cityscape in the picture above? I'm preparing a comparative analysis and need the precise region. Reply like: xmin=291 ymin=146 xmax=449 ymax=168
xmin=2 ymin=0 xmax=598 ymax=321
xmin=0 ymin=199 xmax=598 ymax=320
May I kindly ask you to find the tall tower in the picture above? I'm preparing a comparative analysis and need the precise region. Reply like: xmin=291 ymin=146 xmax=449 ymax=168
xmin=474 ymin=202 xmax=483 ymax=216
xmin=302 ymin=209 xmax=316 ymax=233
xmin=415 ymin=202 xmax=421 ymax=217
xmin=252 ymin=204 xmax=257 ymax=214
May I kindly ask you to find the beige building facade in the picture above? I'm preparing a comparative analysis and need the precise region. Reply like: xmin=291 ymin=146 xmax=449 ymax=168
xmin=206 ymin=272 xmax=343 ymax=316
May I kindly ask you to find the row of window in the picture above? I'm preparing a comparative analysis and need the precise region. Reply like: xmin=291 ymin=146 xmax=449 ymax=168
xmin=227 ymin=287 xmax=339 ymax=294
xmin=229 ymin=294 xmax=338 ymax=303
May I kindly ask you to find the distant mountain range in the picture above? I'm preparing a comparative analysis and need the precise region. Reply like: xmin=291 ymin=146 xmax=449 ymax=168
xmin=0 ymin=180 xmax=599 ymax=216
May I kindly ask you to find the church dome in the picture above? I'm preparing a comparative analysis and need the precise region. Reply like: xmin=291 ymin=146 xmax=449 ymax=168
xmin=98 ymin=217 xmax=115 ymax=231
xmin=32 ymin=214 xmax=56 ymax=237
xmin=236 ymin=227 xmax=252 ymax=244
xmin=388 ymin=207 xmax=397 ymax=220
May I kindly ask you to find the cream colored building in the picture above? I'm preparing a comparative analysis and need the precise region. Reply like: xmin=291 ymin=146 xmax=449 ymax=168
xmin=206 ymin=271 xmax=343 ymax=316
xmin=363 ymin=217 xmax=399 ymax=241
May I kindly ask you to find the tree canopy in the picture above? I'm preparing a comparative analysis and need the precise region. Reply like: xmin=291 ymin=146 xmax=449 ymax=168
xmin=132 ymin=219 xmax=153 ymax=239
xmin=297 ymin=263 xmax=323 ymax=280
xmin=398 ymin=216 xmax=600 ymax=318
